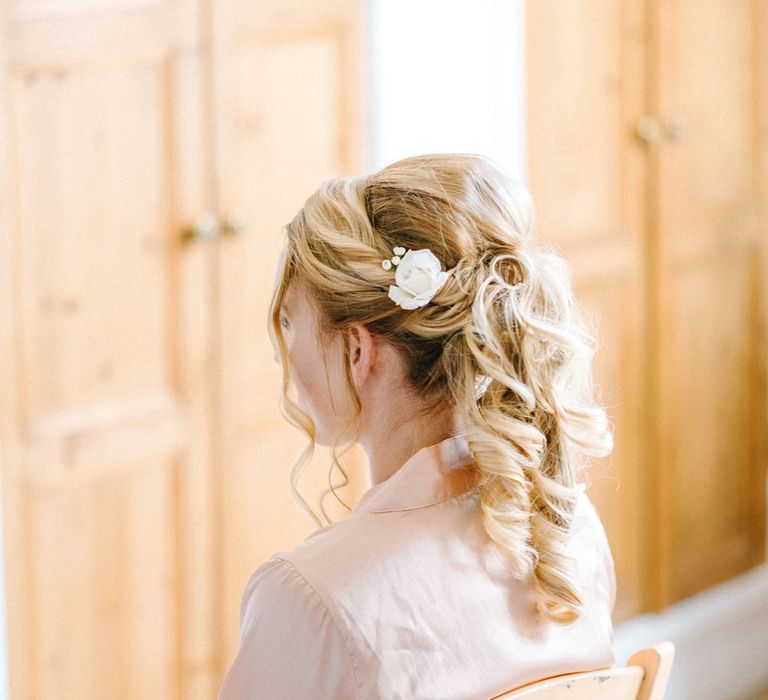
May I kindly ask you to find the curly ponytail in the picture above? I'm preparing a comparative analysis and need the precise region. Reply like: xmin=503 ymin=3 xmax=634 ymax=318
xmin=271 ymin=153 xmax=614 ymax=625
xmin=444 ymin=243 xmax=613 ymax=624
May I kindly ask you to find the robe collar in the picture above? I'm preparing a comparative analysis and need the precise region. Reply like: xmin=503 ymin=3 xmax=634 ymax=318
xmin=353 ymin=434 xmax=479 ymax=514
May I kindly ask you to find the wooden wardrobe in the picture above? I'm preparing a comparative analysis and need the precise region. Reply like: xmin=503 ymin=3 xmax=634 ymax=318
xmin=0 ymin=0 xmax=368 ymax=697
xmin=527 ymin=0 xmax=768 ymax=621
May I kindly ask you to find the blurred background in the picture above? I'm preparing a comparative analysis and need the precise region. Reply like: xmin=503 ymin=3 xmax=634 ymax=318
xmin=0 ymin=1 xmax=766 ymax=698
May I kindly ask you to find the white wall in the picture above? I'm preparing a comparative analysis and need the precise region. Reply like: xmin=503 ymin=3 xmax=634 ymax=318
xmin=367 ymin=0 xmax=528 ymax=184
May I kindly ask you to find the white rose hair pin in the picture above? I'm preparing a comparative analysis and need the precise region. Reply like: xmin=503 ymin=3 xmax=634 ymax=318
xmin=381 ymin=246 xmax=451 ymax=309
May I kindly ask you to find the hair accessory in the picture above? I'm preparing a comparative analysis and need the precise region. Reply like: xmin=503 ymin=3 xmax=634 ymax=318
xmin=381 ymin=246 xmax=450 ymax=309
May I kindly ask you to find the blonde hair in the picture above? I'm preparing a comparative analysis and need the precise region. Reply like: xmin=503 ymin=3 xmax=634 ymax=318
xmin=268 ymin=153 xmax=613 ymax=625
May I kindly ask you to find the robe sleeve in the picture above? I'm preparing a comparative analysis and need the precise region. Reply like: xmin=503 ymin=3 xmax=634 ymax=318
xmin=217 ymin=556 xmax=359 ymax=700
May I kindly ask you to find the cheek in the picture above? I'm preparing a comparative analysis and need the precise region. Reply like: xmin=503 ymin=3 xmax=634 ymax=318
xmin=282 ymin=325 xmax=349 ymax=426
xmin=288 ymin=341 xmax=324 ymax=406
xmin=296 ymin=342 xmax=349 ymax=416
xmin=325 ymin=349 xmax=349 ymax=394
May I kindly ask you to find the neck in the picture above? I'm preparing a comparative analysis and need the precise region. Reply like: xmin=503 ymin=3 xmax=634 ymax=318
xmin=361 ymin=409 xmax=459 ymax=485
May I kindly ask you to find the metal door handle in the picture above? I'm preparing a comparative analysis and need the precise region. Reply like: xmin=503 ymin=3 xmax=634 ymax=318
xmin=222 ymin=213 xmax=249 ymax=235
xmin=183 ymin=211 xmax=220 ymax=243
xmin=635 ymin=116 xmax=663 ymax=144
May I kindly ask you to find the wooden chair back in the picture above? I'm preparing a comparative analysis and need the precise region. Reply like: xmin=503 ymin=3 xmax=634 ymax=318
xmin=491 ymin=641 xmax=675 ymax=700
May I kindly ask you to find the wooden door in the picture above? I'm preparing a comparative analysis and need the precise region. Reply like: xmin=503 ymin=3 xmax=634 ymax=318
xmin=527 ymin=0 xmax=768 ymax=618
xmin=209 ymin=0 xmax=371 ymax=670
xmin=0 ymin=0 xmax=371 ymax=694
xmin=526 ymin=0 xmax=649 ymax=621
xmin=652 ymin=0 xmax=767 ymax=605
xmin=0 ymin=1 xmax=219 ymax=697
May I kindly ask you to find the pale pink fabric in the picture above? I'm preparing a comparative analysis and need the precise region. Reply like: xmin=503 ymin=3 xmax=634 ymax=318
xmin=218 ymin=434 xmax=617 ymax=700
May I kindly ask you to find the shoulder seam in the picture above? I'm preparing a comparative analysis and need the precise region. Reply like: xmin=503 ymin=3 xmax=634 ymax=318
xmin=272 ymin=556 xmax=363 ymax=700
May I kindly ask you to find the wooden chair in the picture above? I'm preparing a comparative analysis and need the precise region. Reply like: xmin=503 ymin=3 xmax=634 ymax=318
xmin=492 ymin=641 xmax=675 ymax=699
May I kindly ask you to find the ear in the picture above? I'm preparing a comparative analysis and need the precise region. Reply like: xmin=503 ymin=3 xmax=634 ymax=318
xmin=348 ymin=323 xmax=377 ymax=388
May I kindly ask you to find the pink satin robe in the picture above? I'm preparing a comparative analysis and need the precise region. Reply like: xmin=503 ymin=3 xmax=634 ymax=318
xmin=218 ymin=434 xmax=616 ymax=699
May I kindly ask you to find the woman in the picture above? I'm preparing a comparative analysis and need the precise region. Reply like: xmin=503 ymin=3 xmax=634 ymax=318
xmin=218 ymin=154 xmax=617 ymax=699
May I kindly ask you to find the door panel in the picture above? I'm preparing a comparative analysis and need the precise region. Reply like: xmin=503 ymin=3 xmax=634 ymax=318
xmin=211 ymin=0 xmax=370 ymax=670
xmin=526 ymin=0 xmax=649 ymax=621
xmin=654 ymin=0 xmax=767 ymax=605
xmin=0 ymin=2 xmax=217 ymax=697
xmin=528 ymin=0 xmax=767 ymax=617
